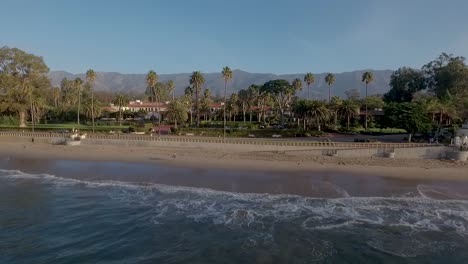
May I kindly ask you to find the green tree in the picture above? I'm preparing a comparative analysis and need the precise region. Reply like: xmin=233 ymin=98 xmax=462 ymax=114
xmin=184 ymin=86 xmax=194 ymax=126
xmin=222 ymin=66 xmax=233 ymax=139
xmin=383 ymin=102 xmax=431 ymax=142
xmin=82 ymin=89 xmax=102 ymax=122
xmin=166 ymin=97 xmax=188 ymax=127
xmin=292 ymin=99 xmax=309 ymax=130
xmin=113 ymin=93 xmax=129 ymax=126
xmin=361 ymin=71 xmax=374 ymax=130
xmin=423 ymin=53 xmax=468 ymax=99
xmin=362 ymin=95 xmax=385 ymax=110
xmin=339 ymin=99 xmax=360 ymax=130
xmin=200 ymin=88 xmax=212 ymax=121
xmin=329 ymin=96 xmax=343 ymax=129
xmin=304 ymin=72 xmax=315 ymax=99
xmin=0 ymin=47 xmax=50 ymax=129
xmin=308 ymin=100 xmax=331 ymax=131
xmin=51 ymin=87 xmax=60 ymax=109
xmin=246 ymin=85 xmax=259 ymax=122
xmin=190 ymin=71 xmax=205 ymax=128
xmin=167 ymin=80 xmax=176 ymax=127
xmin=238 ymin=89 xmax=249 ymax=122
xmin=436 ymin=98 xmax=459 ymax=126
xmin=146 ymin=70 xmax=158 ymax=103
xmin=384 ymin=67 xmax=426 ymax=103
xmin=167 ymin=80 xmax=175 ymax=100
xmin=292 ymin=78 xmax=303 ymax=94
xmin=227 ymin=93 xmax=239 ymax=121
xmin=325 ymin=73 xmax=335 ymax=103
xmin=86 ymin=69 xmax=97 ymax=132
xmin=74 ymin=78 xmax=84 ymax=129
xmin=261 ymin=79 xmax=295 ymax=127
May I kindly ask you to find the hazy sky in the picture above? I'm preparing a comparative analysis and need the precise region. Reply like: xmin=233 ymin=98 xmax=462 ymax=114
xmin=2 ymin=0 xmax=467 ymax=74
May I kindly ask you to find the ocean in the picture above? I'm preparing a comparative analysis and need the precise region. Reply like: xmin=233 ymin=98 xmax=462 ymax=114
xmin=1 ymin=160 xmax=468 ymax=263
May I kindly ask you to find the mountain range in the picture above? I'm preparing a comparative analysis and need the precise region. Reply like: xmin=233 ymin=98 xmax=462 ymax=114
xmin=48 ymin=69 xmax=393 ymax=99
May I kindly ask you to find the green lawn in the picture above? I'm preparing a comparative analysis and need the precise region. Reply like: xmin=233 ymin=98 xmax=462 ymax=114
xmin=353 ymin=128 xmax=407 ymax=134
xmin=0 ymin=123 xmax=129 ymax=132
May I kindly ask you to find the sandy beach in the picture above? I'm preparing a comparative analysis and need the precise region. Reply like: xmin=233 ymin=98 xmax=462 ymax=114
xmin=0 ymin=136 xmax=467 ymax=181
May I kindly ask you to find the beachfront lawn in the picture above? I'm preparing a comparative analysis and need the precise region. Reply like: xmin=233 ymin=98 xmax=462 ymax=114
xmin=0 ymin=123 xmax=128 ymax=132
xmin=354 ymin=128 xmax=407 ymax=134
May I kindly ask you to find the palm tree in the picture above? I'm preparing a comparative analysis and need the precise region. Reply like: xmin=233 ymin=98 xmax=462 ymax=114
xmin=200 ymin=88 xmax=212 ymax=121
xmin=222 ymin=66 xmax=233 ymax=139
xmin=437 ymin=99 xmax=459 ymax=126
xmin=227 ymin=93 xmax=239 ymax=121
xmin=86 ymin=69 xmax=97 ymax=133
xmin=238 ymin=89 xmax=249 ymax=122
xmin=167 ymin=80 xmax=176 ymax=127
xmin=292 ymin=78 xmax=303 ymax=92
xmin=308 ymin=100 xmax=331 ymax=131
xmin=329 ymin=96 xmax=343 ymax=129
xmin=146 ymin=70 xmax=158 ymax=103
xmin=166 ymin=98 xmax=188 ymax=128
xmin=325 ymin=73 xmax=335 ymax=103
xmin=339 ymin=99 xmax=360 ymax=130
xmin=292 ymin=99 xmax=309 ymax=130
xmin=184 ymin=86 xmax=194 ymax=126
xmin=74 ymin=78 xmax=83 ymax=130
xmin=190 ymin=71 xmax=205 ymax=128
xmin=146 ymin=70 xmax=160 ymax=135
xmin=246 ymin=85 xmax=258 ymax=122
xmin=362 ymin=71 xmax=374 ymax=130
xmin=113 ymin=93 xmax=129 ymax=126
xmin=167 ymin=80 xmax=175 ymax=101
xmin=304 ymin=73 xmax=315 ymax=99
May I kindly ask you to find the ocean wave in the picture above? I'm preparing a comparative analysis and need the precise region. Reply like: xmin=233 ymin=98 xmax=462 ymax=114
xmin=2 ymin=169 xmax=468 ymax=237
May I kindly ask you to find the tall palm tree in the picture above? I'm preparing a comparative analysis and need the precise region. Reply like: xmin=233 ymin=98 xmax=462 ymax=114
xmin=361 ymin=71 xmax=374 ymax=130
xmin=304 ymin=72 xmax=315 ymax=99
xmin=167 ymin=80 xmax=176 ymax=127
xmin=339 ymin=99 xmax=360 ymax=130
xmin=184 ymin=86 xmax=194 ymax=126
xmin=238 ymin=89 xmax=249 ymax=122
xmin=113 ymin=93 xmax=129 ymax=126
xmin=222 ymin=66 xmax=233 ymax=140
xmin=325 ymin=73 xmax=335 ymax=103
xmin=74 ymin=78 xmax=83 ymax=130
xmin=167 ymin=80 xmax=175 ymax=101
xmin=86 ymin=69 xmax=97 ymax=133
xmin=190 ymin=71 xmax=205 ymax=128
xmin=146 ymin=70 xmax=158 ymax=103
xmin=146 ymin=70 xmax=159 ymax=135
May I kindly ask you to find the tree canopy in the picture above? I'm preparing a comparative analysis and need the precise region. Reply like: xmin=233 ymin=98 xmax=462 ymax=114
xmin=0 ymin=46 xmax=51 ymax=127
xmin=384 ymin=67 xmax=426 ymax=103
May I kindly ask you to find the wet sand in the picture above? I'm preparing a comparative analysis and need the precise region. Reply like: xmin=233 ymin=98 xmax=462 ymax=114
xmin=0 ymin=139 xmax=467 ymax=182
xmin=2 ymin=156 xmax=468 ymax=199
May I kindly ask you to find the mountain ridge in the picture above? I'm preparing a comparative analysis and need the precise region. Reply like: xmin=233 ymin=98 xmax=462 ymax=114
xmin=48 ymin=69 xmax=394 ymax=99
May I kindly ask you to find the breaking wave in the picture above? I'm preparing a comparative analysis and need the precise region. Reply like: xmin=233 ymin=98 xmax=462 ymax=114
xmin=2 ymin=169 xmax=468 ymax=259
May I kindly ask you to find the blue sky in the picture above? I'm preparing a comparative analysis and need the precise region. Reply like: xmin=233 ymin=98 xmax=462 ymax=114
xmin=2 ymin=0 xmax=468 ymax=74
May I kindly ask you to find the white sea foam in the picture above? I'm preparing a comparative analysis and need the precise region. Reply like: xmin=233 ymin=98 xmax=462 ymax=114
xmin=2 ymin=169 xmax=468 ymax=237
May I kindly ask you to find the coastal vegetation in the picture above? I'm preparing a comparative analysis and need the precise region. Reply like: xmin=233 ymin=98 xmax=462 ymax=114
xmin=0 ymin=47 xmax=467 ymax=142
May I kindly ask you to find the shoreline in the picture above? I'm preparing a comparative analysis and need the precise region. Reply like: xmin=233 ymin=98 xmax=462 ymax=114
xmin=0 ymin=139 xmax=467 ymax=182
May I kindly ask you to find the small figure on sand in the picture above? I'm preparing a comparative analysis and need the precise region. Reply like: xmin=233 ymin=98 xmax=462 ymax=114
xmin=172 ymin=152 xmax=177 ymax=159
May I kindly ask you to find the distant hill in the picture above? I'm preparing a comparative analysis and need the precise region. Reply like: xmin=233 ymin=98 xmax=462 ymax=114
xmin=48 ymin=69 xmax=393 ymax=99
